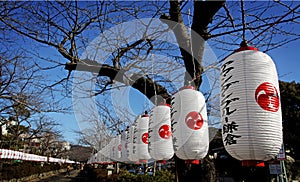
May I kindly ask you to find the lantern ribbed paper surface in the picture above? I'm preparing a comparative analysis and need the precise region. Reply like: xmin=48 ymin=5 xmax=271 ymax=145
xmin=133 ymin=115 xmax=151 ymax=161
xmin=171 ymin=87 xmax=209 ymax=160
xmin=149 ymin=104 xmax=174 ymax=160
xmin=220 ymin=48 xmax=282 ymax=161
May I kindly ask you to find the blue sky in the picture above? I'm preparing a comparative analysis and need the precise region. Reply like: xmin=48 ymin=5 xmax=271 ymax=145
xmin=269 ymin=40 xmax=300 ymax=83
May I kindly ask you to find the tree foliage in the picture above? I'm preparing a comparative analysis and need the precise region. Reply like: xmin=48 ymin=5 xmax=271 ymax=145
xmin=280 ymin=81 xmax=300 ymax=159
xmin=0 ymin=1 xmax=69 ymax=151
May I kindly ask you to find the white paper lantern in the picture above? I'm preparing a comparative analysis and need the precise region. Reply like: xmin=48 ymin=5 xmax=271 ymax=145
xmin=100 ymin=141 xmax=111 ymax=163
xmin=109 ymin=137 xmax=118 ymax=161
xmin=220 ymin=46 xmax=282 ymax=161
xmin=11 ymin=150 xmax=16 ymax=159
xmin=8 ymin=149 xmax=13 ymax=159
xmin=94 ymin=152 xmax=100 ymax=163
xmin=16 ymin=151 xmax=22 ymax=160
xmin=1 ymin=149 xmax=5 ymax=159
xmin=99 ymin=148 xmax=105 ymax=163
xmin=14 ymin=151 xmax=20 ymax=160
xmin=0 ymin=149 xmax=3 ymax=159
xmin=171 ymin=86 xmax=209 ymax=160
xmin=42 ymin=156 xmax=47 ymax=162
xmin=115 ymin=134 xmax=122 ymax=161
xmin=48 ymin=157 xmax=53 ymax=162
xmin=33 ymin=154 xmax=38 ymax=162
xmin=15 ymin=151 xmax=20 ymax=160
xmin=99 ymin=152 xmax=104 ymax=163
xmin=29 ymin=154 xmax=34 ymax=161
xmin=28 ymin=154 xmax=33 ymax=161
xmin=121 ymin=130 xmax=129 ymax=162
xmin=127 ymin=125 xmax=138 ymax=163
xmin=6 ymin=149 xmax=10 ymax=159
xmin=29 ymin=154 xmax=33 ymax=161
xmin=133 ymin=114 xmax=151 ymax=161
xmin=106 ymin=143 xmax=113 ymax=163
xmin=1 ymin=149 xmax=8 ymax=159
xmin=21 ymin=152 xmax=27 ymax=161
xmin=149 ymin=104 xmax=174 ymax=160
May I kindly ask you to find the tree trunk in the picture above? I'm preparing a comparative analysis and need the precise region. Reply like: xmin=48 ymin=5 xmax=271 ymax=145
xmin=162 ymin=1 xmax=225 ymax=181
xmin=175 ymin=156 xmax=186 ymax=182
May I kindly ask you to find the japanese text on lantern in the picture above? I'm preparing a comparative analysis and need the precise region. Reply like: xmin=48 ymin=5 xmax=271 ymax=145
xmin=170 ymin=96 xmax=179 ymax=151
xmin=148 ymin=112 xmax=153 ymax=152
xmin=133 ymin=127 xmax=137 ymax=154
xmin=221 ymin=60 xmax=241 ymax=145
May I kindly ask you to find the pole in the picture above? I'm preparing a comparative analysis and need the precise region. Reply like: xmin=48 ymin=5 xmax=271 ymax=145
xmin=281 ymin=160 xmax=288 ymax=182
xmin=153 ymin=161 xmax=156 ymax=176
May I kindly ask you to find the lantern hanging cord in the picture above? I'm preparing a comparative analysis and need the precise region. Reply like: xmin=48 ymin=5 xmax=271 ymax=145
xmin=240 ymin=0 xmax=246 ymax=42
xmin=188 ymin=8 xmax=196 ymax=84
xmin=144 ymin=74 xmax=148 ymax=112
xmin=151 ymin=54 xmax=157 ymax=106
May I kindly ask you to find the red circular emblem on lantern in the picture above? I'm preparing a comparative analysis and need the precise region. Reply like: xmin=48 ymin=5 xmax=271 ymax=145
xmin=158 ymin=124 xmax=172 ymax=139
xmin=118 ymin=144 xmax=122 ymax=151
xmin=255 ymin=82 xmax=280 ymax=112
xmin=185 ymin=111 xmax=204 ymax=130
xmin=141 ymin=132 xmax=149 ymax=144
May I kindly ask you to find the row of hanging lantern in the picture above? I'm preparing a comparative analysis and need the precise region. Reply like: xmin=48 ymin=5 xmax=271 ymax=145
xmin=90 ymin=41 xmax=282 ymax=166
xmin=91 ymin=85 xmax=210 ymax=164
xmin=0 ymin=148 xmax=75 ymax=163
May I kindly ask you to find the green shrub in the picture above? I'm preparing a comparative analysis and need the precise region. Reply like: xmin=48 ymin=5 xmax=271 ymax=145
xmin=0 ymin=161 xmax=66 ymax=180
xmin=115 ymin=169 xmax=175 ymax=182
xmin=116 ymin=170 xmax=137 ymax=181
xmin=152 ymin=170 xmax=176 ymax=182
xmin=78 ymin=164 xmax=176 ymax=182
